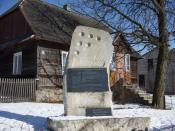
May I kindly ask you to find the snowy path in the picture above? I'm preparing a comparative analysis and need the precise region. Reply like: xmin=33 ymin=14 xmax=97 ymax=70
xmin=0 ymin=96 xmax=174 ymax=131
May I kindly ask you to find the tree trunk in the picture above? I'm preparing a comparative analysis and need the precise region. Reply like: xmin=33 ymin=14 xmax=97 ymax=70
xmin=152 ymin=0 xmax=169 ymax=109
xmin=152 ymin=45 xmax=168 ymax=108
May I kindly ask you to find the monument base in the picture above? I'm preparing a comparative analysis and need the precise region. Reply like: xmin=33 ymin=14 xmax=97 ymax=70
xmin=47 ymin=116 xmax=150 ymax=131
xmin=65 ymin=92 xmax=112 ymax=116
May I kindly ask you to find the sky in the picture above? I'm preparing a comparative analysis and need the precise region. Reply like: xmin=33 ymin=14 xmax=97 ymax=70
xmin=0 ymin=0 xmax=16 ymax=15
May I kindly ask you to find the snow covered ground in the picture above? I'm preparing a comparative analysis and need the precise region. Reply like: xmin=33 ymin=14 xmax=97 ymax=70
xmin=0 ymin=103 xmax=64 ymax=131
xmin=113 ymin=104 xmax=175 ymax=131
xmin=0 ymin=96 xmax=174 ymax=131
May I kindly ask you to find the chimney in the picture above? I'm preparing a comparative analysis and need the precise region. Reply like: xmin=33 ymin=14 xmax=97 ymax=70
xmin=63 ymin=4 xmax=71 ymax=11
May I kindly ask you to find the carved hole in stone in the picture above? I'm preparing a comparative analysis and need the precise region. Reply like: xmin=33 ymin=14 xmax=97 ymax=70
xmin=77 ymin=41 xmax=83 ymax=46
xmin=41 ymin=50 xmax=45 ymax=55
xmin=85 ymin=42 xmax=91 ymax=47
xmin=79 ymin=32 xmax=85 ymax=37
xmin=89 ymin=34 xmax=93 ymax=38
xmin=97 ymin=36 xmax=101 ymax=41
xmin=74 ymin=51 xmax=80 ymax=55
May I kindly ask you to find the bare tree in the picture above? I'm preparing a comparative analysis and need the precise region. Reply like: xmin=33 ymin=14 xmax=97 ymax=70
xmin=72 ymin=0 xmax=175 ymax=108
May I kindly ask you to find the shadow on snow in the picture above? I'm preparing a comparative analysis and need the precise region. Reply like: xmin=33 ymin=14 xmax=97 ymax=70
xmin=0 ymin=110 xmax=48 ymax=130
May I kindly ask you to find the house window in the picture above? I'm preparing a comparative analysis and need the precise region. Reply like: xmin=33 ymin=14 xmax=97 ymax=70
xmin=13 ymin=52 xmax=22 ymax=75
xmin=148 ymin=59 xmax=153 ymax=71
xmin=124 ymin=54 xmax=130 ymax=71
xmin=110 ymin=52 xmax=117 ymax=71
xmin=61 ymin=51 xmax=68 ymax=74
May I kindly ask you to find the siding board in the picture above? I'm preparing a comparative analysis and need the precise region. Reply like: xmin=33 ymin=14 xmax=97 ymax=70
xmin=0 ymin=9 xmax=33 ymax=44
xmin=138 ymin=48 xmax=175 ymax=94
xmin=0 ymin=43 xmax=37 ymax=77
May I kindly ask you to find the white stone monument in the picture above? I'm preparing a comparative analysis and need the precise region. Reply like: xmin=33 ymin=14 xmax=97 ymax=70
xmin=64 ymin=26 xmax=113 ymax=116
xmin=47 ymin=26 xmax=150 ymax=131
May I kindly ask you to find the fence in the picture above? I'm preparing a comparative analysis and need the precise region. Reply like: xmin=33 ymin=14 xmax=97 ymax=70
xmin=165 ymin=95 xmax=175 ymax=110
xmin=0 ymin=78 xmax=37 ymax=103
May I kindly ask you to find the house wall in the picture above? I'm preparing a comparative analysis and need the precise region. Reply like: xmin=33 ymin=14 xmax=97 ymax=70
xmin=0 ymin=38 xmax=68 ymax=102
xmin=0 ymin=7 xmax=68 ymax=102
xmin=36 ymin=45 xmax=64 ymax=103
xmin=138 ymin=48 xmax=158 ymax=92
xmin=0 ymin=8 xmax=36 ymax=77
xmin=0 ymin=9 xmax=33 ymax=44
xmin=138 ymin=48 xmax=175 ymax=94
xmin=110 ymin=40 xmax=138 ymax=87
xmin=0 ymin=42 xmax=37 ymax=77
xmin=110 ymin=57 xmax=137 ymax=87
xmin=166 ymin=61 xmax=175 ymax=94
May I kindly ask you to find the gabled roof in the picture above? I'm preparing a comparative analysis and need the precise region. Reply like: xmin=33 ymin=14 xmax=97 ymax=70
xmin=1 ymin=0 xmax=112 ymax=45
xmin=142 ymin=47 xmax=158 ymax=57
xmin=113 ymin=32 xmax=142 ymax=59
xmin=141 ymin=47 xmax=175 ymax=60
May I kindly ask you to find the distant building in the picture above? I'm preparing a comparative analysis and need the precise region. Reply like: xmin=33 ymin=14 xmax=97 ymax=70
xmin=110 ymin=33 xmax=141 ymax=87
xmin=138 ymin=48 xmax=175 ymax=94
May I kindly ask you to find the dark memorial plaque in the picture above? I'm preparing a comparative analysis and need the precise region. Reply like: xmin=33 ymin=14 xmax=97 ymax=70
xmin=86 ymin=108 xmax=112 ymax=116
xmin=67 ymin=68 xmax=108 ymax=92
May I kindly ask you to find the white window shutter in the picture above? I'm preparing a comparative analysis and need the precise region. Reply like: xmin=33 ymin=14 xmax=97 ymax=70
xmin=61 ymin=51 xmax=68 ymax=74
xmin=124 ymin=54 xmax=130 ymax=71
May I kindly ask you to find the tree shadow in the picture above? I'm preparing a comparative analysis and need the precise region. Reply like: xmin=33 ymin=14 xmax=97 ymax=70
xmin=0 ymin=110 xmax=48 ymax=130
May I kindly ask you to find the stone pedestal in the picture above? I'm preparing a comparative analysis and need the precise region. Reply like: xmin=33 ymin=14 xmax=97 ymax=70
xmin=63 ymin=26 xmax=113 ymax=116
xmin=48 ymin=116 xmax=150 ymax=131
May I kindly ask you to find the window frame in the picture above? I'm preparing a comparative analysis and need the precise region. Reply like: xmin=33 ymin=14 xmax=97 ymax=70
xmin=124 ymin=54 xmax=130 ymax=72
xmin=13 ymin=51 xmax=22 ymax=75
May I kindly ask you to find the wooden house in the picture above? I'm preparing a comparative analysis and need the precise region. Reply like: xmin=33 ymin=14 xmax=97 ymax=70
xmin=110 ymin=33 xmax=141 ymax=88
xmin=138 ymin=48 xmax=175 ymax=94
xmin=0 ymin=0 xmax=111 ymax=102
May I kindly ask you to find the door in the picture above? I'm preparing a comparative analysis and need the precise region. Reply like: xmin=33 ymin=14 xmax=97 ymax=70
xmin=139 ymin=74 xmax=145 ymax=88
